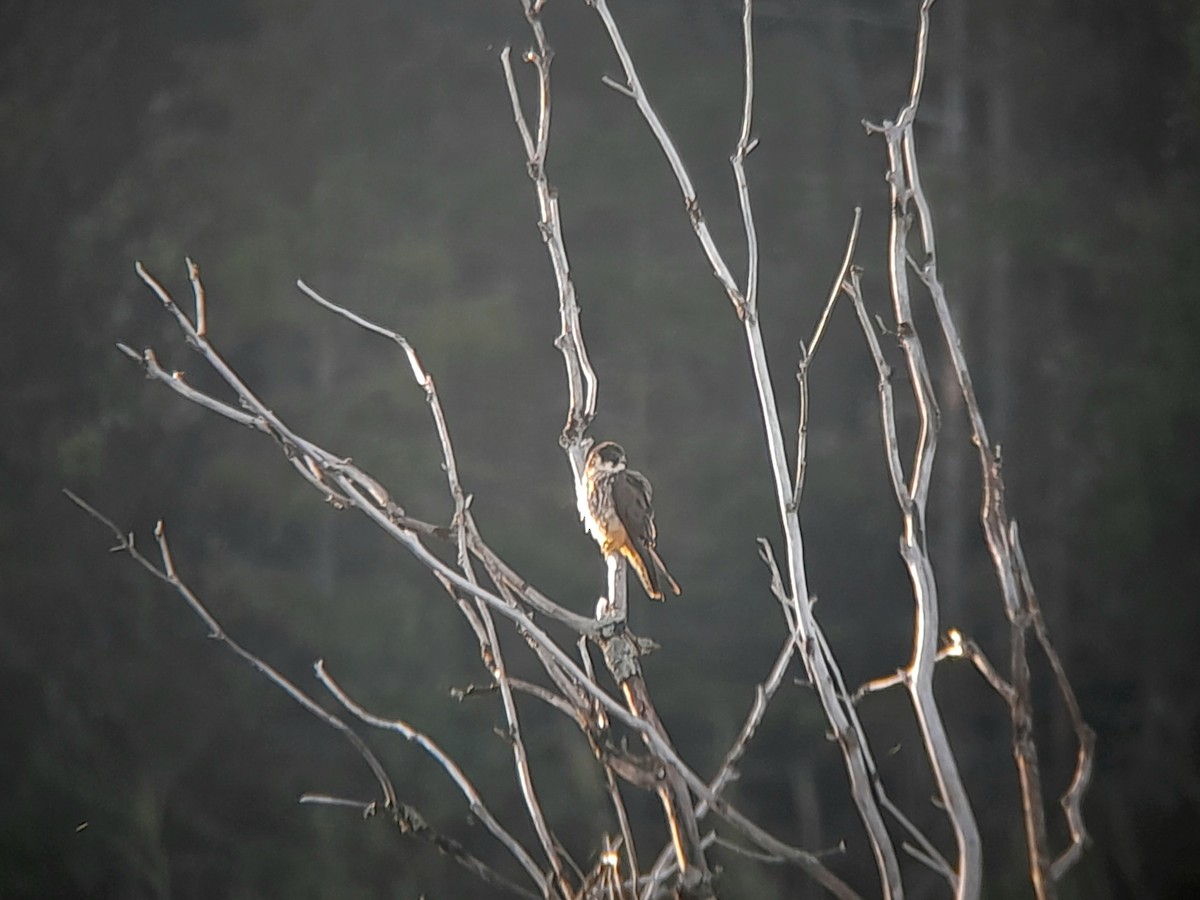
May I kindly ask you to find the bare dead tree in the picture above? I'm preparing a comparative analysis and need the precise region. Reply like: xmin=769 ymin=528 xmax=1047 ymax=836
xmin=71 ymin=2 xmax=1092 ymax=899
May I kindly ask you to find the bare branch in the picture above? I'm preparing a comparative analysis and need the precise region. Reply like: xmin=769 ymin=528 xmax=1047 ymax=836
xmin=486 ymin=622 xmax=572 ymax=894
xmin=296 ymin=278 xmax=573 ymax=893
xmin=132 ymin=266 xmax=599 ymax=636
xmin=64 ymin=490 xmax=400 ymax=813
xmin=83 ymin=4 xmax=1094 ymax=899
xmin=294 ymin=277 xmax=496 ymax=641
xmin=705 ymin=637 xmax=795 ymax=806
xmin=803 ymin=207 xmax=863 ymax=369
xmin=298 ymin=794 xmax=541 ymax=900
xmin=858 ymin=5 xmax=986 ymax=894
xmin=754 ymin=538 xmax=795 ymax=626
xmin=943 ymin=629 xmax=1017 ymax=705
xmin=502 ymin=45 xmax=537 ymax=161
xmin=882 ymin=796 xmax=956 ymax=890
xmin=588 ymin=0 xmax=747 ymax=318
xmin=900 ymin=840 xmax=956 ymax=887
xmin=731 ymin=0 xmax=759 ymax=315
xmin=64 ymin=492 xmax=549 ymax=895
xmin=135 ymin=261 xmax=299 ymax=446
xmin=506 ymin=6 xmax=718 ymax=894
xmin=297 ymin=278 xmax=469 ymax=578
xmin=795 ymin=207 xmax=863 ymax=504
xmin=123 ymin=270 xmax=777 ymax=881
xmin=843 ymin=271 xmax=908 ymax=508
xmin=186 ymin=257 xmax=207 ymax=337
xmin=857 ymin=627 xmax=1017 ymax=715
xmin=1006 ymin=603 xmax=1057 ymax=898
xmin=298 ymin=793 xmax=378 ymax=814
xmin=486 ymin=678 xmax=585 ymax=721
xmin=599 ymin=73 xmax=634 ymax=99
xmin=586 ymin=1 xmax=900 ymax=895
xmin=501 ymin=6 xmax=598 ymax=451
xmin=1012 ymin=526 xmax=1096 ymax=880
xmin=464 ymin=517 xmax=601 ymax=634
xmin=315 ymin=660 xmax=554 ymax=895
xmin=710 ymin=833 xmax=844 ymax=867
xmin=484 ymin=626 xmax=572 ymax=891
xmin=871 ymin=0 xmax=1093 ymax=891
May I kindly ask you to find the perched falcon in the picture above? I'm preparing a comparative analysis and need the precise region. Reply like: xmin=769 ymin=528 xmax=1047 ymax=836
xmin=582 ymin=440 xmax=681 ymax=601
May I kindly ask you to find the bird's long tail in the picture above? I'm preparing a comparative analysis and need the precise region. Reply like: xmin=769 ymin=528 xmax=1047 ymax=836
xmin=648 ymin=546 xmax=682 ymax=598
xmin=621 ymin=545 xmax=663 ymax=600
xmin=621 ymin=544 xmax=682 ymax=601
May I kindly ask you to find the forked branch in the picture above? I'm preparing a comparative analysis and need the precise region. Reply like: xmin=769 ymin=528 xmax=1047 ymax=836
xmin=860 ymin=0 xmax=1093 ymax=895
xmin=64 ymin=491 xmax=544 ymax=900
xmin=587 ymin=0 xmax=901 ymax=896
xmin=75 ymin=2 xmax=1093 ymax=898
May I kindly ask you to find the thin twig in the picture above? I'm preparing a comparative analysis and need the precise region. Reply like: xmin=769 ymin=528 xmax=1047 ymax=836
xmin=296 ymin=278 xmax=495 ymax=643
xmin=296 ymin=278 xmax=572 ymax=895
xmin=132 ymin=266 xmax=598 ymax=636
xmin=875 ymin=0 xmax=1092 ymax=890
xmin=852 ymin=634 xmax=964 ymax=704
xmin=501 ymin=7 xmax=597 ymax=453
xmin=186 ymin=257 xmax=207 ymax=338
xmin=588 ymin=0 xmax=898 ymax=894
xmin=844 ymin=271 xmax=908 ymax=511
xmin=299 ymin=793 xmax=379 ymax=813
xmin=881 ymin=795 xmax=957 ymax=889
xmin=901 ymin=841 xmax=956 ymax=885
xmin=861 ymin=4 xmax=983 ymax=894
xmin=66 ymin=494 xmax=540 ymax=899
xmin=318 ymin=470 xmax=840 ymax=881
xmin=297 ymin=794 xmax=540 ymax=900
xmin=711 ymin=833 xmax=844 ymax=867
xmin=731 ymin=0 xmax=760 ymax=316
xmin=1012 ymin=526 xmax=1095 ymax=881
xmin=465 ymin=517 xmax=601 ymax=634
xmin=706 ymin=637 xmax=795 ymax=805
xmin=589 ymin=0 xmax=747 ymax=318
xmin=945 ymin=629 xmax=1018 ymax=705
xmin=135 ymin=264 xmax=806 ymax=888
xmin=315 ymin=660 xmax=553 ymax=895
xmin=803 ymin=207 xmax=863 ymax=368
xmin=641 ymin=629 xmax=799 ymax=897
xmin=64 ymin=490 xmax=400 ymax=811
xmin=603 ymin=768 xmax=639 ymax=897
xmin=507 ymin=6 xmax=721 ymax=895
xmin=795 ymin=207 xmax=863 ymax=503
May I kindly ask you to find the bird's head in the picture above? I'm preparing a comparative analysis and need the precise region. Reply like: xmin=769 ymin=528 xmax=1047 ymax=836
xmin=586 ymin=440 xmax=627 ymax=473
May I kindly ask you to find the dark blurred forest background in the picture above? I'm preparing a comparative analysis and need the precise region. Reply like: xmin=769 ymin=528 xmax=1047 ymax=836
xmin=2 ymin=0 xmax=1198 ymax=897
